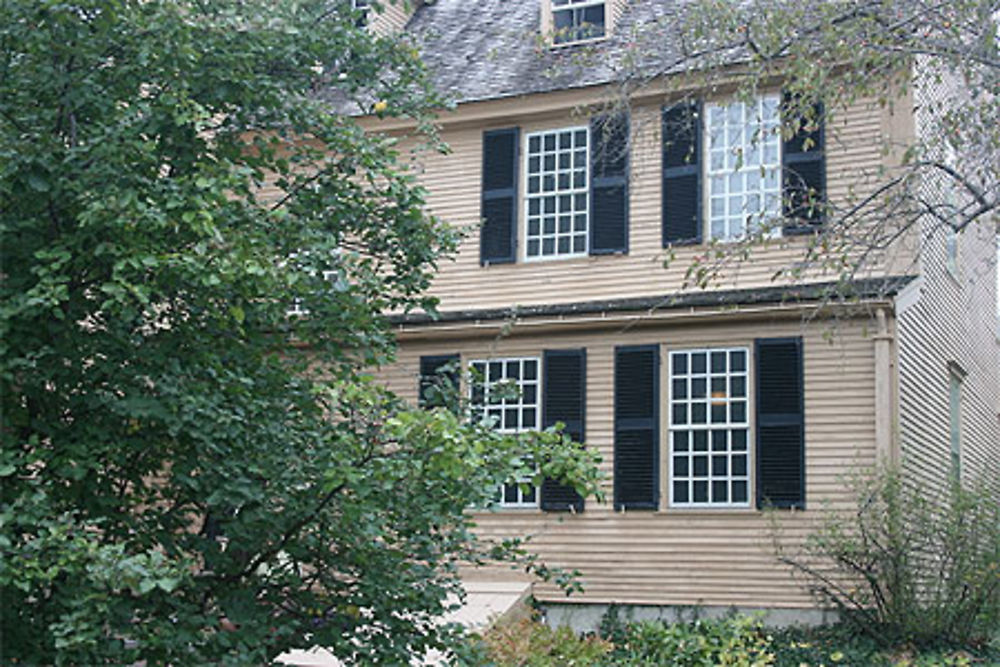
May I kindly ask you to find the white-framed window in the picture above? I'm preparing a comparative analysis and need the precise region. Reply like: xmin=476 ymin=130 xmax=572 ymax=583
xmin=669 ymin=348 xmax=751 ymax=507
xmin=469 ymin=357 xmax=541 ymax=508
xmin=551 ymin=0 xmax=606 ymax=45
xmin=948 ymin=363 xmax=964 ymax=478
xmin=705 ymin=96 xmax=782 ymax=241
xmin=350 ymin=0 xmax=369 ymax=26
xmin=525 ymin=126 xmax=589 ymax=260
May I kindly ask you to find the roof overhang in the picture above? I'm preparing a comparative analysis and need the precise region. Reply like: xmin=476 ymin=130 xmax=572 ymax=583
xmin=390 ymin=276 xmax=914 ymax=341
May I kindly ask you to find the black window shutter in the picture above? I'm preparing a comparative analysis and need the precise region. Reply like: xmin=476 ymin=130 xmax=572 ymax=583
xmin=662 ymin=101 xmax=702 ymax=246
xmin=419 ymin=354 xmax=460 ymax=411
xmin=782 ymin=94 xmax=826 ymax=235
xmin=614 ymin=345 xmax=659 ymax=510
xmin=755 ymin=337 xmax=805 ymax=509
xmin=481 ymin=128 xmax=519 ymax=264
xmin=540 ymin=349 xmax=586 ymax=512
xmin=590 ymin=113 xmax=629 ymax=254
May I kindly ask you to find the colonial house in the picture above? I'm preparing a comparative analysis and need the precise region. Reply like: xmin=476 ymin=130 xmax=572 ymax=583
xmin=360 ymin=0 xmax=1000 ymax=627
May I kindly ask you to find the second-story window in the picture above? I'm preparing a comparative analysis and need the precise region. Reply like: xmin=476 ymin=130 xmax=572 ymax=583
xmin=662 ymin=94 xmax=824 ymax=247
xmin=705 ymin=96 xmax=782 ymax=241
xmin=552 ymin=0 xmax=606 ymax=45
xmin=525 ymin=126 xmax=589 ymax=259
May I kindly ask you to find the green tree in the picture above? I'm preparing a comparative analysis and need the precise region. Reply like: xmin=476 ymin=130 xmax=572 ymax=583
xmin=0 ymin=1 xmax=601 ymax=663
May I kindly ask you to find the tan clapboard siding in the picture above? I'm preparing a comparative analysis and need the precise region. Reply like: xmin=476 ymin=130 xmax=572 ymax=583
xmin=896 ymin=73 xmax=1000 ymax=495
xmin=377 ymin=314 xmax=878 ymax=607
xmin=369 ymin=0 xmax=417 ymax=36
xmin=609 ymin=0 xmax=629 ymax=30
xmin=399 ymin=93 xmax=897 ymax=314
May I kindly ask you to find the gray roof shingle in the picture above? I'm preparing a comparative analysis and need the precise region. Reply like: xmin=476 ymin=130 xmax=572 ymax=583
xmin=406 ymin=0 xmax=686 ymax=105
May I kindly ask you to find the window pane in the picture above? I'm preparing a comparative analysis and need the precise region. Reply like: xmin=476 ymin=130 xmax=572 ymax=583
xmin=691 ymin=353 xmax=707 ymax=373
xmin=674 ymin=456 xmax=689 ymax=477
xmin=693 ymin=455 xmax=708 ymax=476
xmin=712 ymin=456 xmax=728 ymax=476
xmin=672 ymin=378 xmax=687 ymax=399
xmin=673 ymin=430 xmax=689 ymax=452
xmin=732 ymin=481 xmax=748 ymax=503
xmin=672 ymin=353 xmax=688 ymax=375
xmin=674 ymin=481 xmax=689 ymax=503
xmin=672 ymin=403 xmax=687 ymax=425
xmin=693 ymin=430 xmax=708 ymax=451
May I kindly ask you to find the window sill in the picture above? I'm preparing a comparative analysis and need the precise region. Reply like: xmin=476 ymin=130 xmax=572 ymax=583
xmin=468 ymin=507 xmax=544 ymax=515
xmin=549 ymin=34 xmax=609 ymax=50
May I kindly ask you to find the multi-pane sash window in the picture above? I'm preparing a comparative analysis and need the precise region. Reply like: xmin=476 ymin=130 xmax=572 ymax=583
xmin=470 ymin=357 xmax=540 ymax=507
xmin=706 ymin=96 xmax=781 ymax=240
xmin=552 ymin=0 xmax=606 ymax=44
xmin=669 ymin=348 xmax=751 ymax=507
xmin=525 ymin=127 xmax=589 ymax=259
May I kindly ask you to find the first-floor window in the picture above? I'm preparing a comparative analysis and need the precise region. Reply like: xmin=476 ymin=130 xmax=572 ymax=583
xmin=669 ymin=348 xmax=751 ymax=507
xmin=470 ymin=357 xmax=540 ymax=508
xmin=525 ymin=127 xmax=589 ymax=260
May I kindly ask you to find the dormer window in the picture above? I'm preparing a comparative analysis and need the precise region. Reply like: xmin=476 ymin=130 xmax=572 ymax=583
xmin=552 ymin=0 xmax=606 ymax=45
xmin=351 ymin=0 xmax=369 ymax=26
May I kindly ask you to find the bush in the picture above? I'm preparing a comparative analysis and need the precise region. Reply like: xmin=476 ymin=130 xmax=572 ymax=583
xmin=772 ymin=467 xmax=1000 ymax=648
xmin=481 ymin=613 xmax=612 ymax=666
xmin=606 ymin=614 xmax=774 ymax=666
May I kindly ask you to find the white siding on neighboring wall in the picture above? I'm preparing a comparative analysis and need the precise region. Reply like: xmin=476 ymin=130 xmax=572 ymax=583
xmin=897 ymin=63 xmax=1000 ymax=495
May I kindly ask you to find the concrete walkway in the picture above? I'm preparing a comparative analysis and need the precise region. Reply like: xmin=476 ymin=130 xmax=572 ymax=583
xmin=276 ymin=580 xmax=531 ymax=666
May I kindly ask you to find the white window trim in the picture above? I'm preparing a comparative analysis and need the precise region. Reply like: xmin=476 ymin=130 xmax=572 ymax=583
xmin=948 ymin=362 xmax=965 ymax=478
xmin=522 ymin=125 xmax=591 ymax=262
xmin=702 ymin=95 xmax=783 ymax=243
xmin=469 ymin=356 xmax=542 ymax=509
xmin=550 ymin=0 xmax=608 ymax=47
xmin=667 ymin=347 xmax=752 ymax=509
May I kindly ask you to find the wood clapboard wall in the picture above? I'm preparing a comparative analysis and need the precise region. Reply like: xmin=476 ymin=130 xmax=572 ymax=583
xmin=896 ymin=72 xmax=1000 ymax=497
xmin=393 ymin=92 xmax=904 ymax=315
xmin=378 ymin=315 xmax=880 ymax=607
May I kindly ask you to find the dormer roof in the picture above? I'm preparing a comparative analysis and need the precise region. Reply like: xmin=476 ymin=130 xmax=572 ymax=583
xmin=405 ymin=0 xmax=687 ymax=106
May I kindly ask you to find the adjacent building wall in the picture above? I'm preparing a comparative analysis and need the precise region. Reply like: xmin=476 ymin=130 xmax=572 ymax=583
xmin=895 ymin=61 xmax=1000 ymax=495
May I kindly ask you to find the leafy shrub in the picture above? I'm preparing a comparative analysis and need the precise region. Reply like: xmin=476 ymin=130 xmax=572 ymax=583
xmin=772 ymin=467 xmax=1000 ymax=648
xmin=481 ymin=613 xmax=612 ymax=666
xmin=769 ymin=624 xmax=886 ymax=666
xmin=606 ymin=614 xmax=774 ymax=666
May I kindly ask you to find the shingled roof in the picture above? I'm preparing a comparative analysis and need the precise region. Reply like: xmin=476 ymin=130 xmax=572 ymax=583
xmin=405 ymin=0 xmax=689 ymax=105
